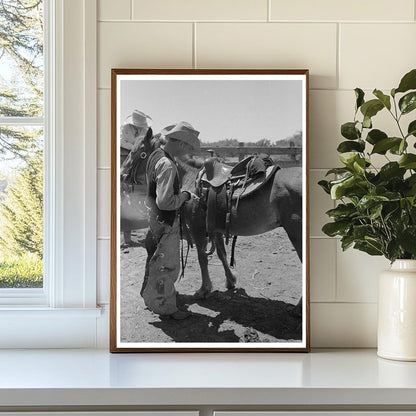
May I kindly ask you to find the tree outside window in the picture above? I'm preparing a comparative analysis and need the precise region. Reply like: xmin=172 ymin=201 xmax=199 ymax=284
xmin=0 ymin=0 xmax=44 ymax=288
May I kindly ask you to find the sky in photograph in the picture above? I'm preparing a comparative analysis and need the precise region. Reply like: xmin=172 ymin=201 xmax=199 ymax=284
xmin=119 ymin=79 xmax=303 ymax=143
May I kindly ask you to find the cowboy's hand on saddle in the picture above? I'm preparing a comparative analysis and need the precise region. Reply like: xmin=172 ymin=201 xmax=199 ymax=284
xmin=181 ymin=190 xmax=199 ymax=204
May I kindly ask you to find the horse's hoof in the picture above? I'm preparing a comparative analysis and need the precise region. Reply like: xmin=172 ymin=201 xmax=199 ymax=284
xmin=194 ymin=288 xmax=211 ymax=299
xmin=226 ymin=279 xmax=236 ymax=290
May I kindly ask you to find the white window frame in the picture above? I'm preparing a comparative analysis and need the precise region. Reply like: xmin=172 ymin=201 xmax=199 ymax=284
xmin=0 ymin=0 xmax=101 ymax=348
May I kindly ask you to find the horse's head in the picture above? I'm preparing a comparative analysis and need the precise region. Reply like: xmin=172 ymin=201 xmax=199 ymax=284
xmin=120 ymin=127 xmax=161 ymax=185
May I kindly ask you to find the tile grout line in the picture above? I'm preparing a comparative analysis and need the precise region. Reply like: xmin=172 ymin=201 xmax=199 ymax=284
xmin=98 ymin=19 xmax=415 ymax=24
xmin=336 ymin=22 xmax=340 ymax=90
xmin=311 ymin=301 xmax=378 ymax=305
xmin=267 ymin=0 xmax=271 ymax=22
xmin=333 ymin=229 xmax=338 ymax=303
xmin=130 ymin=0 xmax=133 ymax=20
xmin=193 ymin=22 xmax=197 ymax=69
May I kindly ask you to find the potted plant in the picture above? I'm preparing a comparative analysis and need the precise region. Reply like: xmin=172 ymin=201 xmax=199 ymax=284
xmin=319 ymin=68 xmax=416 ymax=361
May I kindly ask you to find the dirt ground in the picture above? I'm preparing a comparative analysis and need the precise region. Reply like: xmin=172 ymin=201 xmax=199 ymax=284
xmin=119 ymin=227 xmax=302 ymax=344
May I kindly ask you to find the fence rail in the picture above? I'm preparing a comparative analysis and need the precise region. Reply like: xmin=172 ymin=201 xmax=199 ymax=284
xmin=200 ymin=144 xmax=302 ymax=162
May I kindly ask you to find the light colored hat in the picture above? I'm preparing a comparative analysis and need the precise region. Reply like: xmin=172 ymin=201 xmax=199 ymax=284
xmin=165 ymin=121 xmax=201 ymax=153
xmin=125 ymin=110 xmax=153 ymax=128
xmin=120 ymin=124 xmax=137 ymax=150
xmin=160 ymin=124 xmax=175 ymax=136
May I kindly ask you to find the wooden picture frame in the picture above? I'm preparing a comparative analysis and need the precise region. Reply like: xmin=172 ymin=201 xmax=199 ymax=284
xmin=110 ymin=69 xmax=310 ymax=352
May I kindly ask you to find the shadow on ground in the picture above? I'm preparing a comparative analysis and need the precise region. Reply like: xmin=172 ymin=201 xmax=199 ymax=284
xmin=150 ymin=287 xmax=302 ymax=343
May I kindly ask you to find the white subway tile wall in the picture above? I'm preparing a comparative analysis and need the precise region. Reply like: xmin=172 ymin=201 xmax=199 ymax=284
xmin=196 ymin=23 xmax=338 ymax=89
xmin=97 ymin=239 xmax=110 ymax=305
xmin=270 ymin=0 xmax=414 ymax=22
xmin=98 ymin=22 xmax=193 ymax=88
xmin=96 ymin=0 xmax=416 ymax=347
xmin=98 ymin=169 xmax=111 ymax=239
xmin=99 ymin=0 xmax=131 ymax=21
xmin=310 ymin=239 xmax=336 ymax=302
xmin=98 ymin=90 xmax=111 ymax=168
xmin=132 ymin=0 xmax=268 ymax=21
xmin=340 ymin=24 xmax=416 ymax=90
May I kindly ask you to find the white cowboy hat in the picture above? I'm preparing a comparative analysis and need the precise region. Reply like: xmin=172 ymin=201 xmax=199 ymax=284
xmin=120 ymin=124 xmax=137 ymax=150
xmin=165 ymin=121 xmax=201 ymax=153
xmin=125 ymin=110 xmax=153 ymax=128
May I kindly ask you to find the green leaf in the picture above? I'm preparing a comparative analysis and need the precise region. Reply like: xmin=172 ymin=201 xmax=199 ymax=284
xmin=354 ymin=241 xmax=383 ymax=256
xmin=399 ymin=154 xmax=416 ymax=169
xmin=399 ymin=92 xmax=416 ymax=115
xmin=353 ymin=158 xmax=366 ymax=174
xmin=341 ymin=235 xmax=355 ymax=251
xmin=341 ymin=122 xmax=361 ymax=140
xmin=386 ymin=240 xmax=402 ymax=262
xmin=371 ymin=137 xmax=402 ymax=154
xmin=337 ymin=140 xmax=365 ymax=153
xmin=369 ymin=203 xmax=383 ymax=219
xmin=398 ymin=227 xmax=416 ymax=255
xmin=330 ymin=175 xmax=364 ymax=200
xmin=355 ymin=88 xmax=365 ymax=110
xmin=326 ymin=203 xmax=356 ymax=219
xmin=339 ymin=152 xmax=361 ymax=167
xmin=325 ymin=167 xmax=351 ymax=176
xmin=360 ymin=99 xmax=384 ymax=119
xmin=357 ymin=195 xmax=389 ymax=212
xmin=378 ymin=162 xmax=406 ymax=181
xmin=389 ymin=139 xmax=408 ymax=155
xmin=407 ymin=120 xmax=416 ymax=137
xmin=363 ymin=116 xmax=372 ymax=129
xmin=373 ymin=89 xmax=391 ymax=110
xmin=396 ymin=69 xmax=416 ymax=94
xmin=366 ymin=129 xmax=387 ymax=145
xmin=353 ymin=224 xmax=374 ymax=240
xmin=322 ymin=221 xmax=351 ymax=237
xmin=318 ymin=180 xmax=331 ymax=194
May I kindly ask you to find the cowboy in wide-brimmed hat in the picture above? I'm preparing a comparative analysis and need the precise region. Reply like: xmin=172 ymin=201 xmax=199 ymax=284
xmin=120 ymin=110 xmax=153 ymax=152
xmin=141 ymin=121 xmax=200 ymax=320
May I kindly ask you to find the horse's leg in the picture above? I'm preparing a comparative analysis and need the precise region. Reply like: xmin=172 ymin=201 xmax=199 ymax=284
xmin=282 ymin=215 xmax=303 ymax=316
xmin=214 ymin=233 xmax=237 ymax=290
xmin=282 ymin=216 xmax=302 ymax=262
xmin=192 ymin=227 xmax=213 ymax=299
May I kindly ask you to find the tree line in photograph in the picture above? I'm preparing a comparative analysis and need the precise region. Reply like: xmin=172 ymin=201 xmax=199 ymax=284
xmin=201 ymin=130 xmax=302 ymax=148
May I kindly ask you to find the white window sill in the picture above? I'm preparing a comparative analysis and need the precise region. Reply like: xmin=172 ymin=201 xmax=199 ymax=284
xmin=0 ymin=306 xmax=102 ymax=317
xmin=0 ymin=307 xmax=104 ymax=348
xmin=0 ymin=349 xmax=415 ymax=409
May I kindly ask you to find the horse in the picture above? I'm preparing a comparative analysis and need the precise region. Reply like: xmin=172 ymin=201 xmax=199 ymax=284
xmin=120 ymin=128 xmax=304 ymax=313
xmin=119 ymin=127 xmax=159 ymax=232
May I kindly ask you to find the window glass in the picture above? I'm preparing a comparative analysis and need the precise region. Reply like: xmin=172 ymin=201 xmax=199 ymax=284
xmin=0 ymin=0 xmax=44 ymax=289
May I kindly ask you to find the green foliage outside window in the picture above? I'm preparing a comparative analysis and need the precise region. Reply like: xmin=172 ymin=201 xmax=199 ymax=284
xmin=0 ymin=0 xmax=44 ymax=288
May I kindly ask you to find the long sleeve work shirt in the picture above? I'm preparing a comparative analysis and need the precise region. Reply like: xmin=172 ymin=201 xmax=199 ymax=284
xmin=154 ymin=157 xmax=183 ymax=211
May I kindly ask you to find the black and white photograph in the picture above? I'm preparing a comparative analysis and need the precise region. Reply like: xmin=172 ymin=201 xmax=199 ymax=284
xmin=110 ymin=69 xmax=309 ymax=352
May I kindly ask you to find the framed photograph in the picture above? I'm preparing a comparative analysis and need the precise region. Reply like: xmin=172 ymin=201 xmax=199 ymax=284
xmin=110 ymin=69 xmax=309 ymax=352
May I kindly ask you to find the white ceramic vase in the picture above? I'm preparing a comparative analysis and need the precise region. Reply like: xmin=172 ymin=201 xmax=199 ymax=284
xmin=378 ymin=259 xmax=416 ymax=361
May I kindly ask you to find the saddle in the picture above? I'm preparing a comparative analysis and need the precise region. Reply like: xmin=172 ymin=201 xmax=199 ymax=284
xmin=198 ymin=154 xmax=280 ymax=244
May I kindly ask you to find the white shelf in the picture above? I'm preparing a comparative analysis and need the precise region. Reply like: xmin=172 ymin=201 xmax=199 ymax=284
xmin=0 ymin=349 xmax=415 ymax=409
